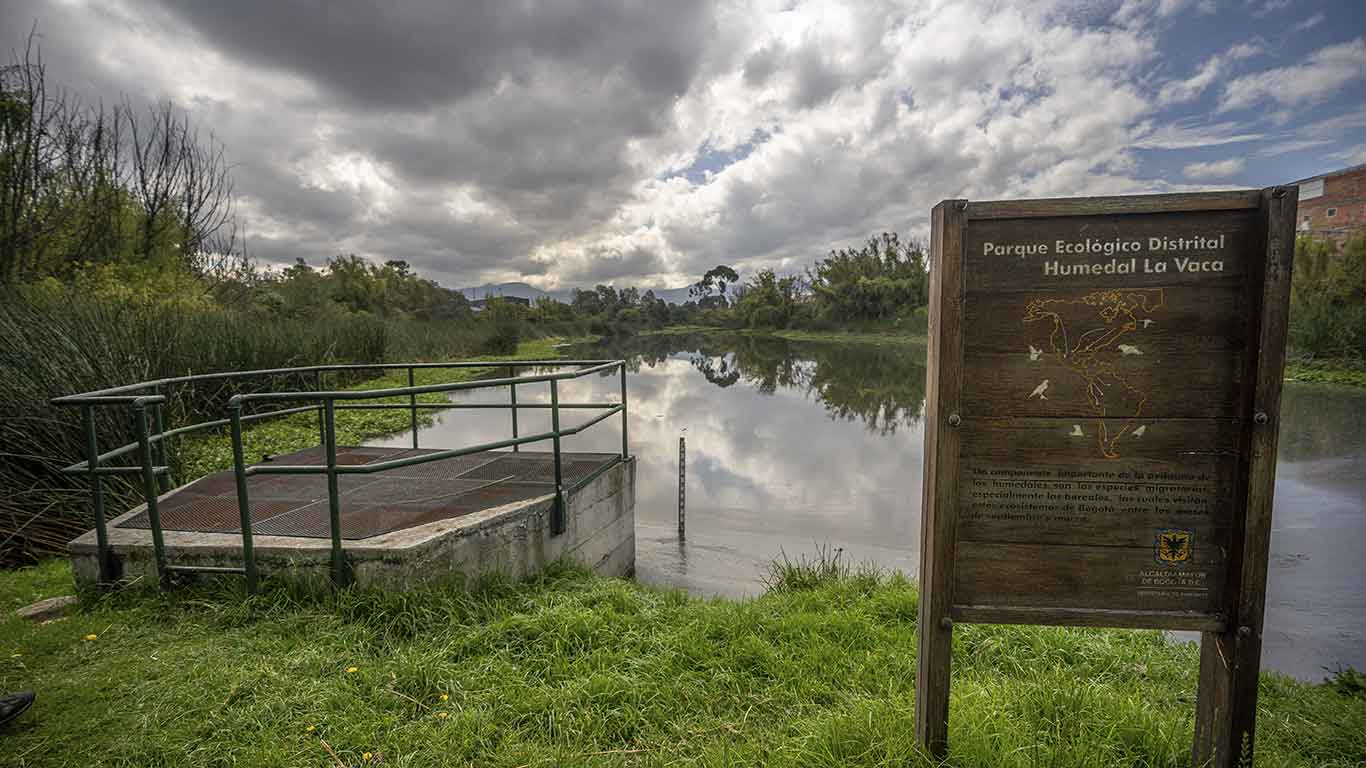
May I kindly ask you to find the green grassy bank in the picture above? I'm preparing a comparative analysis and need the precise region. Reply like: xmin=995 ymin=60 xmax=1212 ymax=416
xmin=644 ymin=326 xmax=928 ymax=345
xmin=762 ymin=328 xmax=927 ymax=345
xmin=1283 ymin=358 xmax=1366 ymax=388
xmin=1 ymin=559 xmax=1362 ymax=767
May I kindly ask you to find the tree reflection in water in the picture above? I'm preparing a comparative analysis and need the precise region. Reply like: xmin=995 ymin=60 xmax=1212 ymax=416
xmin=600 ymin=332 xmax=927 ymax=436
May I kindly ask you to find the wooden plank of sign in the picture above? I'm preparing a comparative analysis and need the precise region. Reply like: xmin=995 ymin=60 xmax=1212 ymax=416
xmin=963 ymin=209 xmax=1257 ymax=293
xmin=956 ymin=416 xmax=1239 ymax=549
xmin=1192 ymin=186 xmax=1297 ymax=768
xmin=951 ymin=605 xmax=1226 ymax=631
xmin=914 ymin=199 xmax=966 ymax=757
xmin=963 ymin=286 xmax=1251 ymax=354
xmin=965 ymin=190 xmax=1262 ymax=220
xmin=954 ymin=540 xmax=1227 ymax=614
xmin=961 ymin=352 xmax=1247 ymax=419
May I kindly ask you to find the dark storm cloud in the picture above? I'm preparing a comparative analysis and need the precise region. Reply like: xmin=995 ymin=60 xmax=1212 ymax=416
xmin=558 ymin=244 xmax=667 ymax=285
xmin=150 ymin=0 xmax=714 ymax=111
xmin=790 ymin=43 xmax=845 ymax=109
xmin=742 ymin=43 xmax=783 ymax=87
xmin=127 ymin=0 xmax=722 ymax=284
xmin=339 ymin=66 xmax=666 ymax=229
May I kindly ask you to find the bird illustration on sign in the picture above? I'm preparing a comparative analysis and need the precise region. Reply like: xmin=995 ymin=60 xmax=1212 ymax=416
xmin=1022 ymin=288 xmax=1165 ymax=458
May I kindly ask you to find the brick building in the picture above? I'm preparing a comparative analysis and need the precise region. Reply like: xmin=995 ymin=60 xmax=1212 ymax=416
xmin=1292 ymin=163 xmax=1366 ymax=246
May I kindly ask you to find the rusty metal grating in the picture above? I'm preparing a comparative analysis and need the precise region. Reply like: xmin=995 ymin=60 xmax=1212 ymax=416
xmin=117 ymin=448 xmax=619 ymax=540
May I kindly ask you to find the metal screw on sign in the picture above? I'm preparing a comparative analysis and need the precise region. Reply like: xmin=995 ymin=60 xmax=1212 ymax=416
xmin=948 ymin=413 xmax=961 ymax=427
xmin=1254 ymin=411 xmax=1269 ymax=425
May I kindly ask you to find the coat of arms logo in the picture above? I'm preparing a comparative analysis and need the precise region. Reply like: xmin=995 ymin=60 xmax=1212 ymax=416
xmin=1155 ymin=528 xmax=1193 ymax=566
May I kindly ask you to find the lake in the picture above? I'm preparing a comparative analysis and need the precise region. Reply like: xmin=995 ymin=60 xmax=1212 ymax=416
xmin=381 ymin=332 xmax=1366 ymax=682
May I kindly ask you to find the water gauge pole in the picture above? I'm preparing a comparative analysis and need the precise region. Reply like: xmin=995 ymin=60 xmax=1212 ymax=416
xmin=677 ymin=436 xmax=686 ymax=541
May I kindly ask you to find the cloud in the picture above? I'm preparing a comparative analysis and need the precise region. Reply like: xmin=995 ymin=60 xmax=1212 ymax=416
xmin=1293 ymin=13 xmax=1325 ymax=32
xmin=3 ymin=0 xmax=1360 ymax=291
xmin=1253 ymin=107 xmax=1366 ymax=157
xmin=1329 ymin=144 xmax=1366 ymax=166
xmin=1183 ymin=158 xmax=1246 ymax=180
xmin=1251 ymin=0 xmax=1291 ymax=17
xmin=1133 ymin=120 xmax=1263 ymax=149
xmin=1157 ymin=41 xmax=1261 ymax=105
xmin=1220 ymin=38 xmax=1366 ymax=111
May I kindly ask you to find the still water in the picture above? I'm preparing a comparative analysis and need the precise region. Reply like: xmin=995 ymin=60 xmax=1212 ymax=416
xmin=384 ymin=332 xmax=1366 ymax=682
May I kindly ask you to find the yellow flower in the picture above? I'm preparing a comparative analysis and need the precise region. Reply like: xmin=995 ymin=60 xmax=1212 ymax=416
xmin=439 ymin=693 xmax=449 ymax=702
xmin=305 ymin=724 xmax=315 ymax=733
xmin=362 ymin=752 xmax=373 ymax=762
xmin=346 ymin=666 xmax=359 ymax=674
xmin=437 ymin=711 xmax=448 ymax=719
xmin=84 ymin=634 xmax=98 ymax=641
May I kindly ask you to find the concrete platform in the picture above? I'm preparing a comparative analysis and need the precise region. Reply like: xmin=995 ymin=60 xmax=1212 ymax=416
xmin=70 ymin=448 xmax=636 ymax=590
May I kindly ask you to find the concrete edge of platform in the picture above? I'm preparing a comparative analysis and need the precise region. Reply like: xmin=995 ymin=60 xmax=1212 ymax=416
xmin=69 ymin=456 xmax=636 ymax=591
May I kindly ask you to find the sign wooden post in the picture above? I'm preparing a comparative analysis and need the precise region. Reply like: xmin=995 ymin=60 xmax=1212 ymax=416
xmin=915 ymin=189 xmax=1297 ymax=767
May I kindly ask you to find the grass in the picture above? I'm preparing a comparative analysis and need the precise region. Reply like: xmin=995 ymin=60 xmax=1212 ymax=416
xmin=1 ymin=556 xmax=1362 ymax=767
xmin=639 ymin=324 xmax=722 ymax=336
xmin=762 ymin=328 xmax=927 ymax=345
xmin=1283 ymin=357 xmax=1366 ymax=388
xmin=644 ymin=326 xmax=928 ymax=345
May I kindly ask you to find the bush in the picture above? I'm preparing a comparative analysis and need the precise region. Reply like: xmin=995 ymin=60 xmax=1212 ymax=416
xmin=1290 ymin=302 xmax=1366 ymax=360
xmin=748 ymin=305 xmax=784 ymax=329
xmin=479 ymin=322 xmax=521 ymax=355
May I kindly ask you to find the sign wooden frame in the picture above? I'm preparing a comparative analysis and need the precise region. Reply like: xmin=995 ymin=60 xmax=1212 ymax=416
xmin=915 ymin=188 xmax=1297 ymax=767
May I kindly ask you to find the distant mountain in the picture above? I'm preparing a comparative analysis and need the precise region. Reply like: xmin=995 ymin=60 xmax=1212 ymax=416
xmin=457 ymin=282 xmax=568 ymax=303
xmin=457 ymin=281 xmax=701 ymax=305
xmin=651 ymin=286 xmax=696 ymax=304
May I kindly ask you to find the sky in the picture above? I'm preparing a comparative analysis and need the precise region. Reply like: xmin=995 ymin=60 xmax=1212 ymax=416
xmin=4 ymin=0 xmax=1365 ymax=291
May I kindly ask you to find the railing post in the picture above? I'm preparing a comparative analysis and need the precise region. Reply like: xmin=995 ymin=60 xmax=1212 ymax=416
xmin=509 ymin=365 xmax=519 ymax=453
xmin=323 ymin=399 xmax=347 ymax=588
xmin=81 ymin=405 xmax=113 ymax=584
xmin=550 ymin=379 xmax=565 ymax=536
xmin=133 ymin=402 xmax=168 ymax=587
xmin=229 ymin=401 xmax=260 ymax=594
xmin=408 ymin=366 xmax=418 ymax=450
xmin=315 ymin=370 xmax=327 ymax=449
xmin=619 ymin=362 xmax=629 ymax=459
xmin=152 ymin=393 xmax=171 ymax=493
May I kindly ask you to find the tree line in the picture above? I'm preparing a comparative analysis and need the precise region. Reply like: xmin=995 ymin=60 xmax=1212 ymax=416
xmin=1290 ymin=234 xmax=1366 ymax=361
xmin=2 ymin=31 xmax=242 ymax=290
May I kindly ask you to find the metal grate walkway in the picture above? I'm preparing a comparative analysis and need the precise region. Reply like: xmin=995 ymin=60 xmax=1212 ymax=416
xmin=117 ymin=447 xmax=620 ymax=540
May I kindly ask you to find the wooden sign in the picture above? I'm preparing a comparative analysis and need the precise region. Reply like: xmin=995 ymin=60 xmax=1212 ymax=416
xmin=915 ymin=189 xmax=1297 ymax=767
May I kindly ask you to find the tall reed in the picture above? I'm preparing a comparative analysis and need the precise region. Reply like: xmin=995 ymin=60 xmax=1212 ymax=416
xmin=0 ymin=287 xmax=491 ymax=565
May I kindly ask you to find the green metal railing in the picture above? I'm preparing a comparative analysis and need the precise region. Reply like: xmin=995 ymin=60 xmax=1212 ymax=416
xmin=52 ymin=359 xmax=630 ymax=593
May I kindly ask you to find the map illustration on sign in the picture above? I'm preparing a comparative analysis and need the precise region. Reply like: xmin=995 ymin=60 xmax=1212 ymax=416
xmin=1023 ymin=288 xmax=1166 ymax=458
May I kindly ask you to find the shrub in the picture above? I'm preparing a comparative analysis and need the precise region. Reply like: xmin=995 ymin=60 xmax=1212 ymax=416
xmin=1290 ymin=302 xmax=1366 ymax=360
xmin=480 ymin=322 xmax=521 ymax=355
xmin=748 ymin=305 xmax=784 ymax=329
